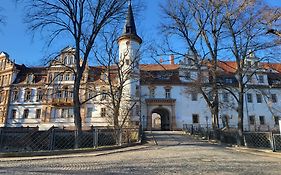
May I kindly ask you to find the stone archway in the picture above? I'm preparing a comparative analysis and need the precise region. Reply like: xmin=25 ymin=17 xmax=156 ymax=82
xmin=151 ymin=108 xmax=171 ymax=131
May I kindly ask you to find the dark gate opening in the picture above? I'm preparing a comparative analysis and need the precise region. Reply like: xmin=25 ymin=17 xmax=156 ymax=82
xmin=151 ymin=108 xmax=170 ymax=131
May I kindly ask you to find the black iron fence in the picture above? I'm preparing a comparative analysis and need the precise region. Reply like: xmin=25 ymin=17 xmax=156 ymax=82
xmin=0 ymin=127 xmax=140 ymax=153
xmin=183 ymin=124 xmax=281 ymax=151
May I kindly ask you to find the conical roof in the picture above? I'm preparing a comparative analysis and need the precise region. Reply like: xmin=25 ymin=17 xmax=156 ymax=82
xmin=118 ymin=2 xmax=142 ymax=44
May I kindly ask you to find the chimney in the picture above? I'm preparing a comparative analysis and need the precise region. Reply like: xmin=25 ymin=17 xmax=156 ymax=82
xmin=170 ymin=55 xmax=175 ymax=65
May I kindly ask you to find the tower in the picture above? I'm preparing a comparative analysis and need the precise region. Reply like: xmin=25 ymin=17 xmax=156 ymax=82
xmin=118 ymin=2 xmax=142 ymax=126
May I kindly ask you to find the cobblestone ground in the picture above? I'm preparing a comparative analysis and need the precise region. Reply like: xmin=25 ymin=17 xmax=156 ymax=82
xmin=0 ymin=131 xmax=281 ymax=175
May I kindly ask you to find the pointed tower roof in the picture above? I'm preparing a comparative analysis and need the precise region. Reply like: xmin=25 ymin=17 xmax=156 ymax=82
xmin=118 ymin=2 xmax=142 ymax=44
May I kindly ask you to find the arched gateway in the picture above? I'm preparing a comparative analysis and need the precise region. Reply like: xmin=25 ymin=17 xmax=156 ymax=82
xmin=151 ymin=108 xmax=170 ymax=130
xmin=145 ymin=98 xmax=176 ymax=131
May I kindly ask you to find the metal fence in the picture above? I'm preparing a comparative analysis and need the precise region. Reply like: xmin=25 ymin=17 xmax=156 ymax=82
xmin=0 ymin=127 xmax=140 ymax=153
xmin=183 ymin=124 xmax=281 ymax=151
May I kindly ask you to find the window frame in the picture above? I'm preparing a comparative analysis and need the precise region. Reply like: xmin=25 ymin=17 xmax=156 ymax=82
xmin=192 ymin=114 xmax=199 ymax=124
xmin=36 ymin=109 xmax=41 ymax=119
xmin=23 ymin=109 xmax=29 ymax=119
xmin=256 ymin=94 xmax=262 ymax=103
xmin=259 ymin=116 xmax=265 ymax=125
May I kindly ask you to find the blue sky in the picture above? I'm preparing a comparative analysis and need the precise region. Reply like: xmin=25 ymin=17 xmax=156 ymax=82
xmin=0 ymin=0 xmax=163 ymax=66
xmin=0 ymin=0 xmax=280 ymax=66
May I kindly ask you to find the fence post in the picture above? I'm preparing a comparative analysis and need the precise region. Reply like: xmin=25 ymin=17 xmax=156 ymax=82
xmin=49 ymin=127 xmax=55 ymax=151
xmin=243 ymin=133 xmax=247 ymax=147
xmin=118 ymin=129 xmax=122 ymax=146
xmin=93 ymin=128 xmax=98 ymax=148
xmin=270 ymin=132 xmax=276 ymax=152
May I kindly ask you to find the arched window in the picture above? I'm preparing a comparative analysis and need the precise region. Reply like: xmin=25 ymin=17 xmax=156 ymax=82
xmin=64 ymin=56 xmax=68 ymax=65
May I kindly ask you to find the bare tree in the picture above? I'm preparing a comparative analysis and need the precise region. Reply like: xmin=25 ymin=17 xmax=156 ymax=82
xmin=161 ymin=0 xmax=226 ymax=130
xmin=222 ymin=0 xmax=281 ymax=145
xmin=92 ymin=26 xmax=141 ymax=131
xmin=0 ymin=6 xmax=6 ymax=25
xmin=23 ymin=0 xmax=128 ymax=147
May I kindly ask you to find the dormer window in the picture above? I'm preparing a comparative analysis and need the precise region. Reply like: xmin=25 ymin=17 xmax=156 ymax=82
xmin=27 ymin=74 xmax=33 ymax=84
xmin=125 ymin=59 xmax=130 ymax=65
xmin=64 ymin=55 xmax=74 ymax=65
xmin=258 ymin=75 xmax=264 ymax=83
xmin=64 ymin=56 xmax=68 ymax=64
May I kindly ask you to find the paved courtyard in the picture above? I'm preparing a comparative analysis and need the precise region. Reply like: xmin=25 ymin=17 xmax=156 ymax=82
xmin=0 ymin=131 xmax=281 ymax=175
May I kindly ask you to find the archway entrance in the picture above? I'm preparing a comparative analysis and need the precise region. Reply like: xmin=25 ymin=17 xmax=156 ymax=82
xmin=151 ymin=108 xmax=170 ymax=131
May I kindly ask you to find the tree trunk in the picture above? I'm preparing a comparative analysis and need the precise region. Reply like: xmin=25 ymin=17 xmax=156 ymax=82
xmin=73 ymin=72 xmax=82 ymax=149
xmin=237 ymin=82 xmax=244 ymax=146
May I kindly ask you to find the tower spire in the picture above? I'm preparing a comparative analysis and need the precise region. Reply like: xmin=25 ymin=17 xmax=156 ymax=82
xmin=118 ymin=0 xmax=142 ymax=44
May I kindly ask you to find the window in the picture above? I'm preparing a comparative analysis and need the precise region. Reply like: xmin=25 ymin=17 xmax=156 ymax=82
xmin=249 ymin=115 xmax=255 ymax=125
xmin=101 ymin=91 xmax=107 ymax=101
xmin=37 ymin=89 xmax=43 ymax=102
xmin=0 ymin=91 xmax=4 ymax=103
xmin=223 ymin=92 xmax=229 ymax=102
xmin=87 ymin=108 xmax=93 ymax=118
xmin=259 ymin=116 xmax=265 ymax=125
xmin=101 ymin=108 xmax=106 ymax=117
xmin=65 ymin=74 xmax=70 ymax=81
xmin=225 ymin=78 xmax=233 ymax=84
xmin=23 ymin=109 xmax=29 ymax=119
xmin=184 ymin=71 xmax=191 ymax=80
xmin=56 ymin=90 xmax=62 ymax=98
xmin=165 ymin=88 xmax=171 ymax=99
xmin=149 ymin=88 xmax=155 ymax=98
xmin=36 ymin=109 xmax=41 ymax=119
xmin=256 ymin=94 xmax=262 ymax=103
xmin=64 ymin=56 xmax=68 ymax=65
xmin=191 ymin=92 xmax=197 ymax=101
xmin=24 ymin=89 xmax=31 ymax=102
xmin=274 ymin=116 xmax=279 ymax=125
xmin=192 ymin=114 xmax=199 ymax=124
xmin=258 ymin=75 xmax=264 ymax=83
xmin=12 ymin=90 xmax=18 ymax=102
xmin=222 ymin=115 xmax=229 ymax=128
xmin=64 ymin=88 xmax=69 ymax=98
xmin=271 ymin=94 xmax=277 ymax=103
xmin=61 ymin=109 xmax=68 ymax=118
xmin=247 ymin=93 xmax=253 ymax=103
xmin=68 ymin=109 xmax=74 ymax=118
xmin=125 ymin=59 xmax=130 ymax=65
xmin=11 ymin=109 xmax=17 ymax=119
xmin=27 ymin=74 xmax=33 ymax=84
xmin=135 ymin=105 xmax=140 ymax=116
xmin=135 ymin=85 xmax=140 ymax=97
xmin=69 ymin=56 xmax=74 ymax=65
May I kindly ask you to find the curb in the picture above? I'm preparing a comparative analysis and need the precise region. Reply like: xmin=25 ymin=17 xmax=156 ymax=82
xmin=0 ymin=142 xmax=148 ymax=162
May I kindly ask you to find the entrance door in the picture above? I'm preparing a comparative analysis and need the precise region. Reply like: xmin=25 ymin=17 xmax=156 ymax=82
xmin=151 ymin=108 xmax=170 ymax=131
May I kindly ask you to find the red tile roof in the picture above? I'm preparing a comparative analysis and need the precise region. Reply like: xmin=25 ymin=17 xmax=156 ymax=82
xmin=140 ymin=64 xmax=179 ymax=71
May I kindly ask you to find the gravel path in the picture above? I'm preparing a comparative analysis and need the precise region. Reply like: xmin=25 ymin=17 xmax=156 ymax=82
xmin=0 ymin=131 xmax=280 ymax=175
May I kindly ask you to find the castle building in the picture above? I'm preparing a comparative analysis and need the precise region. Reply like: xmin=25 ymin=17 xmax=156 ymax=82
xmin=0 ymin=4 xmax=280 ymax=132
